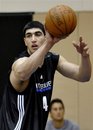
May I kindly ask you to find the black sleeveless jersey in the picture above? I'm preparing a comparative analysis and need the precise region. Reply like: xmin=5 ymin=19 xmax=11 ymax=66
xmin=0 ymin=51 xmax=59 ymax=130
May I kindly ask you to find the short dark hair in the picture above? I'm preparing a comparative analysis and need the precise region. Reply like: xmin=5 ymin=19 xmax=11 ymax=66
xmin=23 ymin=21 xmax=45 ymax=37
xmin=49 ymin=98 xmax=65 ymax=111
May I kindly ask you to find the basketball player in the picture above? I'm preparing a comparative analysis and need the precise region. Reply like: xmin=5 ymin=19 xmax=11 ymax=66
xmin=45 ymin=98 xmax=80 ymax=130
xmin=0 ymin=21 xmax=91 ymax=130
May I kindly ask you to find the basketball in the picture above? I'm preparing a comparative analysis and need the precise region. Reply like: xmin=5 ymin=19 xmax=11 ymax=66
xmin=45 ymin=4 xmax=77 ymax=38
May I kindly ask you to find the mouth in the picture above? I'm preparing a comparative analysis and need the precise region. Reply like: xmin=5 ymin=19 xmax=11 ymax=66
xmin=32 ymin=44 xmax=38 ymax=50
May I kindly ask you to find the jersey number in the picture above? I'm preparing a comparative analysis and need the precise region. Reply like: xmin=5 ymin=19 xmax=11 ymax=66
xmin=43 ymin=96 xmax=48 ymax=111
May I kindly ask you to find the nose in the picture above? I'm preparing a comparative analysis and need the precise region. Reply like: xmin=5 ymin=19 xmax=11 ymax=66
xmin=31 ymin=34 xmax=36 ymax=41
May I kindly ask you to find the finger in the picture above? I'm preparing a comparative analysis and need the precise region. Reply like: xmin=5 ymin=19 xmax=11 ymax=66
xmin=72 ymin=40 xmax=77 ymax=46
xmin=73 ymin=42 xmax=77 ymax=48
xmin=73 ymin=42 xmax=79 ymax=48
xmin=80 ymin=42 xmax=87 ymax=48
xmin=79 ymin=36 xmax=83 ymax=42
xmin=83 ymin=46 xmax=89 ymax=51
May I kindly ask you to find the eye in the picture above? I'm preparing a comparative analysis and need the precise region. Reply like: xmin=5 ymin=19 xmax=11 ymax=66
xmin=25 ymin=33 xmax=32 ymax=38
xmin=35 ymin=31 xmax=43 ymax=36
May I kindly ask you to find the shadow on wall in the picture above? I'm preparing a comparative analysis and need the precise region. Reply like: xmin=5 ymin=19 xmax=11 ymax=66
xmin=0 ymin=12 xmax=34 ymax=106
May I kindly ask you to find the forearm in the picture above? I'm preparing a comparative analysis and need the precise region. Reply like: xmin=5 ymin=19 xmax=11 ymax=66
xmin=26 ymin=41 xmax=53 ymax=75
xmin=79 ymin=55 xmax=91 ymax=81
xmin=13 ymin=41 xmax=54 ymax=80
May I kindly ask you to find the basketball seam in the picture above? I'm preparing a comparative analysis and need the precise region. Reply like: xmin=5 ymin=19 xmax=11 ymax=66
xmin=56 ymin=5 xmax=68 ymax=35
xmin=49 ymin=10 xmax=64 ymax=36
xmin=71 ymin=12 xmax=77 ymax=32
xmin=62 ymin=5 xmax=69 ymax=35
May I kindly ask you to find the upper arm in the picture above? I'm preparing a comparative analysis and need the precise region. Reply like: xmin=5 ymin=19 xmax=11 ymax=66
xmin=57 ymin=55 xmax=79 ymax=80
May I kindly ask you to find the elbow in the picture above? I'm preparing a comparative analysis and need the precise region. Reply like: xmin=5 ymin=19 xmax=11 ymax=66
xmin=12 ymin=65 xmax=32 ymax=81
xmin=18 ymin=72 xmax=29 ymax=81
xmin=18 ymin=71 xmax=32 ymax=81
xmin=85 ymin=76 xmax=91 ymax=82
xmin=14 ymin=70 xmax=31 ymax=81
xmin=79 ymin=75 xmax=91 ymax=82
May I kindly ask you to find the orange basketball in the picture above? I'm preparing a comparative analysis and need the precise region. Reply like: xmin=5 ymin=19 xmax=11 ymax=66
xmin=45 ymin=4 xmax=77 ymax=38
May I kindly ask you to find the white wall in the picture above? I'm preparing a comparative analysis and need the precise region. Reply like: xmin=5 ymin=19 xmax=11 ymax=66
xmin=0 ymin=0 xmax=93 ymax=12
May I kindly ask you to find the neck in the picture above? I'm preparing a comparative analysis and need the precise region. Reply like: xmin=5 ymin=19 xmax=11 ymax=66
xmin=52 ymin=119 xmax=64 ymax=129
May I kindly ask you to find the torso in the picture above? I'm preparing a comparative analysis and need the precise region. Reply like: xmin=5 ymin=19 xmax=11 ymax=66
xmin=45 ymin=120 xmax=80 ymax=130
xmin=0 ymin=51 xmax=59 ymax=130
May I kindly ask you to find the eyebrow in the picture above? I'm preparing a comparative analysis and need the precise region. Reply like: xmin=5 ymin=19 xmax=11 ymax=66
xmin=25 ymin=31 xmax=43 ymax=35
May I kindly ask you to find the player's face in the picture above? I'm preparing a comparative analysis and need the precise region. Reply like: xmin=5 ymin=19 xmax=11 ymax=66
xmin=50 ymin=103 xmax=65 ymax=121
xmin=24 ymin=28 xmax=45 ymax=54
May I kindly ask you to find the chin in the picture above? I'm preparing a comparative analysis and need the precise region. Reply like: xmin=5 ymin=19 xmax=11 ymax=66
xmin=56 ymin=117 xmax=63 ymax=121
xmin=31 ymin=50 xmax=36 ymax=54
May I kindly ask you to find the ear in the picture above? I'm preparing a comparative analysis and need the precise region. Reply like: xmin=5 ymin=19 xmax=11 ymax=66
xmin=24 ymin=37 xmax=27 ymax=46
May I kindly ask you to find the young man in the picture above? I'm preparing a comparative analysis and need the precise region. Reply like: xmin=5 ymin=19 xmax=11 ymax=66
xmin=0 ymin=21 xmax=91 ymax=130
xmin=45 ymin=98 xmax=80 ymax=130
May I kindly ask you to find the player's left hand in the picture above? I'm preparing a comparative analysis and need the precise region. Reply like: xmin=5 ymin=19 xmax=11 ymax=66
xmin=73 ymin=36 xmax=89 ymax=57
